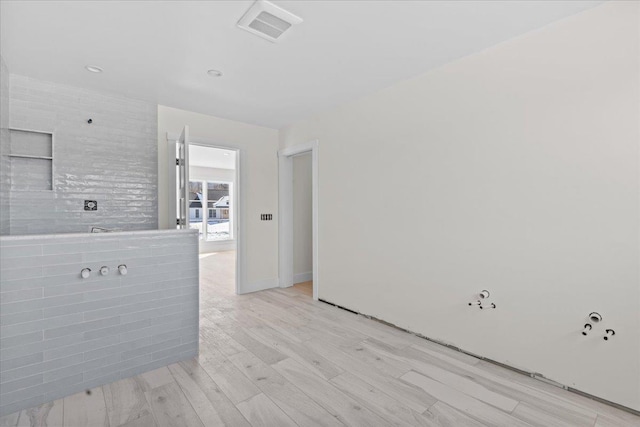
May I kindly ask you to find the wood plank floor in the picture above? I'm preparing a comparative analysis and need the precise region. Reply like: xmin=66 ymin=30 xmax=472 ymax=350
xmin=293 ymin=281 xmax=313 ymax=297
xmin=1 ymin=251 xmax=639 ymax=426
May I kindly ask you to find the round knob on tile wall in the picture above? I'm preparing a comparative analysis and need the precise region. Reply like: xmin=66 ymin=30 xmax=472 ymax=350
xmin=604 ymin=329 xmax=615 ymax=341
xmin=589 ymin=312 xmax=603 ymax=323
xmin=479 ymin=290 xmax=490 ymax=299
xmin=480 ymin=302 xmax=496 ymax=310
xmin=100 ymin=266 xmax=109 ymax=276
xmin=118 ymin=265 xmax=127 ymax=275
xmin=81 ymin=268 xmax=91 ymax=279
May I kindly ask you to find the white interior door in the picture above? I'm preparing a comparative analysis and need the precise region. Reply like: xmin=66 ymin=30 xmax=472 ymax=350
xmin=176 ymin=126 xmax=190 ymax=229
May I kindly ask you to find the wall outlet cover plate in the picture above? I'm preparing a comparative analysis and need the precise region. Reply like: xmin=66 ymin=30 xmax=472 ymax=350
xmin=84 ymin=200 xmax=98 ymax=211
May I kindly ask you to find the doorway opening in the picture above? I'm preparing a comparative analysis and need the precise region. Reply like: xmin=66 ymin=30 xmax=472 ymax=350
xmin=188 ymin=145 xmax=237 ymax=295
xmin=278 ymin=140 xmax=319 ymax=300
xmin=187 ymin=145 xmax=236 ymax=252
xmin=172 ymin=126 xmax=242 ymax=296
xmin=292 ymin=152 xmax=313 ymax=297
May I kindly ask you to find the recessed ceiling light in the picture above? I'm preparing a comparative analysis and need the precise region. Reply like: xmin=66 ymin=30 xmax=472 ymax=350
xmin=85 ymin=65 xmax=103 ymax=73
xmin=207 ymin=69 xmax=223 ymax=77
xmin=223 ymin=153 xmax=230 ymax=156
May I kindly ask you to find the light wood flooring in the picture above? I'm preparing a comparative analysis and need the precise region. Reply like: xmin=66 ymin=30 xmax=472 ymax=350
xmin=293 ymin=281 xmax=313 ymax=297
xmin=1 ymin=251 xmax=639 ymax=426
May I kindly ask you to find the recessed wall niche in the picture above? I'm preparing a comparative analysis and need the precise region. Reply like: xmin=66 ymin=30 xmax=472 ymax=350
xmin=8 ymin=128 xmax=53 ymax=191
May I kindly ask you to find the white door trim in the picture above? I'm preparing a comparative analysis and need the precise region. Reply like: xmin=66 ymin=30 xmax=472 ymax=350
xmin=166 ymin=132 xmax=244 ymax=296
xmin=278 ymin=139 xmax=319 ymax=300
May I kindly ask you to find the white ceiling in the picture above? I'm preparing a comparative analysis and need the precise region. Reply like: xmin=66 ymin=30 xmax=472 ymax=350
xmin=0 ymin=0 xmax=603 ymax=129
xmin=189 ymin=145 xmax=236 ymax=170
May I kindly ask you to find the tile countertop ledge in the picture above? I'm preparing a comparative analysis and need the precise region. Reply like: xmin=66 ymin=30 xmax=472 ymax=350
xmin=0 ymin=229 xmax=198 ymax=243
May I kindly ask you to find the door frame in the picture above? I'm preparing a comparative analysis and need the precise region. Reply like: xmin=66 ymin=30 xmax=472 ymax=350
xmin=278 ymin=139 xmax=319 ymax=300
xmin=167 ymin=132 xmax=244 ymax=295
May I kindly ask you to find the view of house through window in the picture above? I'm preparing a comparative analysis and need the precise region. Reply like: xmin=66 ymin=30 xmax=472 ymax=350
xmin=189 ymin=181 xmax=232 ymax=241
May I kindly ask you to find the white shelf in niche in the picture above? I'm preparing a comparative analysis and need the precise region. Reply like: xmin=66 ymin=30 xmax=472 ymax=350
xmin=8 ymin=128 xmax=54 ymax=191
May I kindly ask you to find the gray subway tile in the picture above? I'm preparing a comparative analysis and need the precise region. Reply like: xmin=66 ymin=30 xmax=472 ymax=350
xmin=0 ymin=245 xmax=42 ymax=259
xmin=1 ymin=294 xmax=84 ymax=317
xmin=1 ymin=266 xmax=43 ymax=281
xmin=119 ymin=299 xmax=183 ymax=320
xmin=42 ymin=296 xmax=121 ymax=319
xmin=0 ymin=313 xmax=83 ymax=339
xmin=80 ymin=353 xmax=120 ymax=373
xmin=180 ymin=349 xmax=198 ymax=360
xmin=79 ymin=372 xmax=122 ymax=393
xmin=1 ymin=354 xmax=84 ymax=384
xmin=0 ymin=374 xmax=43 ymax=394
xmin=41 ymin=243 xmax=89 ymax=255
xmin=37 ymin=373 xmax=84 ymax=399
xmin=83 ymin=305 xmax=120 ymax=322
xmin=180 ymin=331 xmax=199 ymax=345
xmin=0 ymin=382 xmax=42 ymax=405
xmin=0 ymin=287 xmax=42 ymax=303
xmin=88 ymin=353 xmax=151 ymax=382
xmin=121 ymin=337 xmax=181 ymax=361
xmin=44 ymin=279 xmax=113 ymax=298
xmin=82 ymin=318 xmax=149 ymax=341
xmin=1 ymin=333 xmax=83 ymax=364
xmin=152 ymin=342 xmax=197 ymax=362
xmin=83 ymin=336 xmax=149 ymax=362
xmin=0 ymin=394 xmax=45 ymax=418
xmin=43 ymin=315 xmax=120 ymax=339
xmin=1 ymin=338 xmax=47 ymax=362
xmin=151 ymin=326 xmax=192 ymax=345
xmin=1 ymin=352 xmax=43 ymax=373
xmin=44 ymin=334 xmax=120 ymax=361
xmin=0 ymin=230 xmax=196 ymax=417
xmin=42 ymin=364 xmax=81 ymax=384
xmin=0 ymin=331 xmax=42 ymax=350
xmin=83 ymin=362 xmax=122 ymax=383
xmin=0 ymin=309 xmax=43 ymax=326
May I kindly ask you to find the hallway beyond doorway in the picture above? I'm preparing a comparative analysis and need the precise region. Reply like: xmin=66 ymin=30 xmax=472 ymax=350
xmin=293 ymin=280 xmax=312 ymax=297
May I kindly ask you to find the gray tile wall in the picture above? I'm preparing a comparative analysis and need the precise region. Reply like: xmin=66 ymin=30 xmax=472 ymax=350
xmin=0 ymin=56 xmax=10 ymax=235
xmin=5 ymin=74 xmax=158 ymax=235
xmin=0 ymin=229 xmax=199 ymax=416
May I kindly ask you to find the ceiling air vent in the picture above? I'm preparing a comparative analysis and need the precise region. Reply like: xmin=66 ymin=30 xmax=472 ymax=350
xmin=237 ymin=0 xmax=303 ymax=43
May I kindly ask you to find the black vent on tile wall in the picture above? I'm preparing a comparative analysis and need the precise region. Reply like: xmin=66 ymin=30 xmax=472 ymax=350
xmin=84 ymin=200 xmax=98 ymax=211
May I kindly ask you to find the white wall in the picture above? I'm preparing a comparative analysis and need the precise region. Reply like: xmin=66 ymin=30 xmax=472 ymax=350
xmin=158 ymin=105 xmax=279 ymax=292
xmin=280 ymin=1 xmax=640 ymax=411
xmin=190 ymin=165 xmax=235 ymax=183
xmin=293 ymin=153 xmax=312 ymax=282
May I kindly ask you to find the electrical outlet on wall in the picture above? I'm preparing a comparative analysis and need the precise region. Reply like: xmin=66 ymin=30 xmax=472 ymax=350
xmin=84 ymin=200 xmax=98 ymax=211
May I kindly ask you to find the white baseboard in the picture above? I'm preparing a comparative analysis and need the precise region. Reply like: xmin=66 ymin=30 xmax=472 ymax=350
xmin=293 ymin=271 xmax=312 ymax=284
xmin=240 ymin=278 xmax=278 ymax=294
